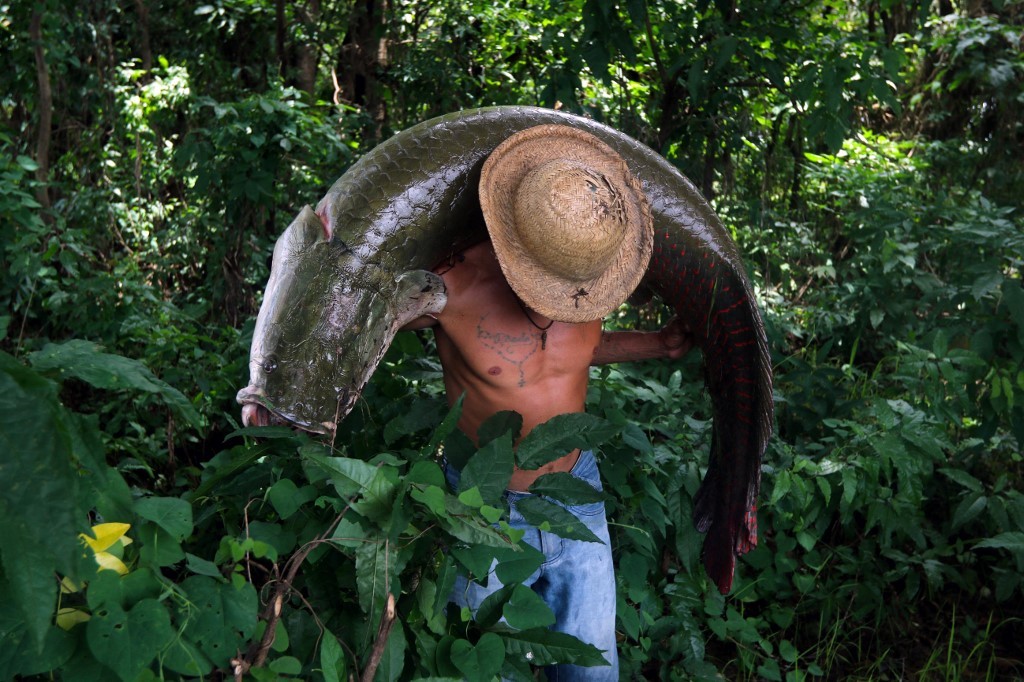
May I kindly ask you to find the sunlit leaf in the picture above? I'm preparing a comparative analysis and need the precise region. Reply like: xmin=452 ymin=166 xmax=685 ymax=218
xmin=93 ymin=552 xmax=129 ymax=575
xmin=55 ymin=608 xmax=91 ymax=631
xmin=80 ymin=523 xmax=131 ymax=553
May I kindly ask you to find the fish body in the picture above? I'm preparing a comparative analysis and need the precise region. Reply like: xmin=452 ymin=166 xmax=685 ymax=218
xmin=236 ymin=106 xmax=773 ymax=593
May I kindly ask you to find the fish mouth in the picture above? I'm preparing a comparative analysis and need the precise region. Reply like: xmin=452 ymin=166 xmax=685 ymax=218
xmin=235 ymin=386 xmax=345 ymax=436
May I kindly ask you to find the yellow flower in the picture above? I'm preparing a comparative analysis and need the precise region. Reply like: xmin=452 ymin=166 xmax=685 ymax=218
xmin=79 ymin=522 xmax=132 ymax=573
xmin=79 ymin=522 xmax=131 ymax=553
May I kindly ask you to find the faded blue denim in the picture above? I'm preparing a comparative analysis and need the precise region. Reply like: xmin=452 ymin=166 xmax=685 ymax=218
xmin=445 ymin=450 xmax=618 ymax=681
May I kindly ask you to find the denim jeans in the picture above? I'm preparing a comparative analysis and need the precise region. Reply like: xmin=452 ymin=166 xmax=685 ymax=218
xmin=445 ymin=450 xmax=618 ymax=681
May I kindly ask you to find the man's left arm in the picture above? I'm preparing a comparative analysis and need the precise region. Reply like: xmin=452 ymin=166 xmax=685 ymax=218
xmin=591 ymin=317 xmax=693 ymax=365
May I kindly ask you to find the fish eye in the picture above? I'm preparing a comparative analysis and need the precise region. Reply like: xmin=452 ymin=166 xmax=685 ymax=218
xmin=262 ymin=356 xmax=278 ymax=373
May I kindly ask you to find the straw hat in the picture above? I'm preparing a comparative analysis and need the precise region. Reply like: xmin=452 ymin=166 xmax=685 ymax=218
xmin=479 ymin=125 xmax=653 ymax=323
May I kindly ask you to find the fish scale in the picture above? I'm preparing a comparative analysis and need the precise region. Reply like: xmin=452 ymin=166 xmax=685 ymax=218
xmin=237 ymin=106 xmax=773 ymax=593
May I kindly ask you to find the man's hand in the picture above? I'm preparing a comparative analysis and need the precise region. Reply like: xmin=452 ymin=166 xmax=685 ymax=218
xmin=660 ymin=317 xmax=693 ymax=360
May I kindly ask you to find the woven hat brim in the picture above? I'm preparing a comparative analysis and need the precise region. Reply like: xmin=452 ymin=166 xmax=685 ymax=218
xmin=480 ymin=125 xmax=653 ymax=323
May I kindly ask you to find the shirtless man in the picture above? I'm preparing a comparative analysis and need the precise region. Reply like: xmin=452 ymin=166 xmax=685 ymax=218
xmin=404 ymin=125 xmax=692 ymax=680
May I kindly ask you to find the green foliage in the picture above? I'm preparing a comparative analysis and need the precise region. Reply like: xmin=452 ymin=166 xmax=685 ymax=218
xmin=1 ymin=0 xmax=1022 ymax=678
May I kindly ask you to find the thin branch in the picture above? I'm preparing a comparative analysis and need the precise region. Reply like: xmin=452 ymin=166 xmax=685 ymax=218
xmin=232 ymin=508 xmax=349 ymax=678
xmin=360 ymin=593 xmax=397 ymax=682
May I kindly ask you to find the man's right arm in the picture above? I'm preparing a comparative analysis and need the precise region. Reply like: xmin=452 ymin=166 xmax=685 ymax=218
xmin=591 ymin=318 xmax=692 ymax=365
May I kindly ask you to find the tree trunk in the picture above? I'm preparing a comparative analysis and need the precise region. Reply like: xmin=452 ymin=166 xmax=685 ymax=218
xmin=134 ymin=0 xmax=153 ymax=71
xmin=29 ymin=7 xmax=52 ymax=214
xmin=276 ymin=0 xmax=287 ymax=78
xmin=295 ymin=0 xmax=321 ymax=97
xmin=337 ymin=0 xmax=389 ymax=138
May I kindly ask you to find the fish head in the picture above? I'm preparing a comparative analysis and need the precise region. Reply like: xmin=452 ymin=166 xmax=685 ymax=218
xmin=235 ymin=206 xmax=447 ymax=435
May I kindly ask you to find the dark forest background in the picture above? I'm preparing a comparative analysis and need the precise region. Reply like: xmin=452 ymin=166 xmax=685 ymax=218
xmin=1 ymin=0 xmax=1022 ymax=680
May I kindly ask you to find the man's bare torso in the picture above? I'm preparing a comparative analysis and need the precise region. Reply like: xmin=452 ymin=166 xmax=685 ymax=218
xmin=408 ymin=241 xmax=602 ymax=490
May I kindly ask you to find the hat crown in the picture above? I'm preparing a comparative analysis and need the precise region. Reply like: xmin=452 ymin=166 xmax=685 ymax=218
xmin=513 ymin=160 xmax=628 ymax=282
xmin=479 ymin=124 xmax=653 ymax=323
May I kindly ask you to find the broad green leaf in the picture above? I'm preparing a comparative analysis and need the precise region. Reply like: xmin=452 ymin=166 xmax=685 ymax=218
xmin=0 ymin=523 xmax=66 ymax=652
xmin=421 ymin=393 xmax=465 ymax=457
xmin=621 ymin=423 xmax=653 ymax=453
xmin=451 ymin=633 xmax=505 ymax=682
xmin=433 ymin=636 xmax=462 ymax=678
xmin=475 ymin=583 xmax=516 ymax=628
xmin=415 ymin=578 xmax=446 ymax=636
xmin=1003 ymin=278 xmax=1024 ymax=333
xmin=434 ymin=553 xmax=459 ymax=618
xmin=178 ymin=576 xmax=258 ymax=665
xmin=478 ymin=410 xmax=522 ymax=446
xmin=459 ymin=433 xmax=514 ymax=506
xmin=0 ymin=354 xmax=83 ymax=648
xmin=501 ymin=627 xmax=608 ymax=667
xmin=269 ymin=656 xmax=302 ymax=674
xmin=136 ymin=523 xmax=185 ymax=567
xmin=411 ymin=484 xmax=449 ymax=517
xmin=938 ymin=467 xmax=985 ymax=493
xmin=384 ymin=397 xmax=444 ymax=445
xmin=188 ymin=442 xmax=277 ymax=500
xmin=134 ymin=496 xmax=193 ymax=541
xmin=452 ymin=544 xmax=498 ymax=581
xmin=28 ymin=340 xmax=200 ymax=428
xmin=266 ymin=478 xmax=317 ymax=520
xmin=515 ymin=414 xmax=618 ymax=470
xmin=516 ymin=497 xmax=602 ymax=543
xmin=331 ymin=517 xmax=370 ymax=548
xmin=528 ymin=472 xmax=608 ymax=505
xmin=320 ymin=629 xmax=345 ymax=682
xmin=0 ymin=602 xmax=75 ymax=677
xmin=975 ymin=532 xmax=1024 ymax=554
xmin=493 ymin=544 xmax=545 ymax=585
xmin=407 ymin=460 xmax=446 ymax=487
xmin=185 ymin=553 xmax=225 ymax=580
xmin=86 ymin=599 xmax=174 ymax=681
xmin=303 ymin=452 xmax=396 ymax=521
xmin=377 ymin=618 xmax=407 ymax=681
xmin=458 ymin=487 xmax=486 ymax=508
xmin=503 ymin=584 xmax=555 ymax=630
xmin=160 ymin=636 xmax=214 ymax=677
xmin=442 ymin=428 xmax=477 ymax=471
xmin=952 ymin=493 xmax=987 ymax=531
xmin=438 ymin=497 xmax=515 ymax=548
xmin=85 ymin=568 xmax=162 ymax=610
xmin=355 ymin=538 xmax=400 ymax=617
xmin=247 ymin=520 xmax=296 ymax=557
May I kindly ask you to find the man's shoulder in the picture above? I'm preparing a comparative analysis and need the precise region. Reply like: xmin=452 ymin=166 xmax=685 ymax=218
xmin=437 ymin=242 xmax=501 ymax=292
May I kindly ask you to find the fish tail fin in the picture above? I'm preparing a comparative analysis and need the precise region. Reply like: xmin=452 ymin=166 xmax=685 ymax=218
xmin=702 ymin=522 xmax=738 ymax=595
xmin=693 ymin=431 xmax=760 ymax=594
xmin=692 ymin=458 xmax=719 ymax=534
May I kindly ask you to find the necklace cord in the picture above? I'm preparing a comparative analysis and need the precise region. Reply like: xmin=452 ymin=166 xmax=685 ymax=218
xmin=515 ymin=297 xmax=554 ymax=349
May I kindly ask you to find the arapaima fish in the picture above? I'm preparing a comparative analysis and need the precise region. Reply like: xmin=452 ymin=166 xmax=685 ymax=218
xmin=235 ymin=107 xmax=773 ymax=593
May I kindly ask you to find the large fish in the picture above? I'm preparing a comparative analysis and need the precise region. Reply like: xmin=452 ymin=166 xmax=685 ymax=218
xmin=235 ymin=106 xmax=773 ymax=594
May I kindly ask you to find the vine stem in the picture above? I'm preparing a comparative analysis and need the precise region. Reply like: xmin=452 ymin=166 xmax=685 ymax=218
xmin=231 ymin=506 xmax=349 ymax=680
xmin=359 ymin=593 xmax=397 ymax=682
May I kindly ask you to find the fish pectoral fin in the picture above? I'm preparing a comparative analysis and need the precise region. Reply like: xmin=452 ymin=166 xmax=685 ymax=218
xmin=392 ymin=269 xmax=448 ymax=327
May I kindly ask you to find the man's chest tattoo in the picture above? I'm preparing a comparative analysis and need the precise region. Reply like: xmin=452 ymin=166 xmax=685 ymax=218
xmin=475 ymin=314 xmax=541 ymax=387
